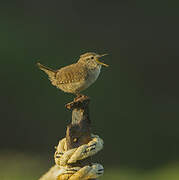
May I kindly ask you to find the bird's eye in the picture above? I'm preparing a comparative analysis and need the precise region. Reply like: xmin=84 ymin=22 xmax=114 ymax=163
xmin=91 ymin=56 xmax=94 ymax=59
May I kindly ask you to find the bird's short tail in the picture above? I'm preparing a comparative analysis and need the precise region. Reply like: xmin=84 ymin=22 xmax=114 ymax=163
xmin=37 ymin=62 xmax=57 ymax=84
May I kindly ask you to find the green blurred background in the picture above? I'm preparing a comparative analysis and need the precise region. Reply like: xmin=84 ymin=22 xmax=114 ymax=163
xmin=1 ymin=0 xmax=179 ymax=179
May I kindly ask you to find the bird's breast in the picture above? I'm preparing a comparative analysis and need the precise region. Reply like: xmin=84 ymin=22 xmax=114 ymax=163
xmin=87 ymin=66 xmax=101 ymax=84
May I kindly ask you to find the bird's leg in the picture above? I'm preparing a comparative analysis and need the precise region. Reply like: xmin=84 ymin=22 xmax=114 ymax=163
xmin=74 ymin=94 xmax=89 ymax=102
xmin=74 ymin=93 xmax=83 ymax=101
xmin=66 ymin=93 xmax=90 ymax=110
xmin=76 ymin=93 xmax=83 ymax=98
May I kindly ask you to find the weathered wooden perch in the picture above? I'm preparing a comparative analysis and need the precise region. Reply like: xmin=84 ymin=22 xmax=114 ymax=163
xmin=66 ymin=95 xmax=91 ymax=150
xmin=65 ymin=96 xmax=98 ymax=180
xmin=39 ymin=96 xmax=103 ymax=180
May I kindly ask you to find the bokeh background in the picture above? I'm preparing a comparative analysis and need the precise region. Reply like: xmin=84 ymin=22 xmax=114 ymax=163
xmin=1 ymin=0 xmax=179 ymax=179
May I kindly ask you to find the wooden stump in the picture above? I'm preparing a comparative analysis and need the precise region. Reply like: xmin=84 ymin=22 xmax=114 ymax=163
xmin=65 ymin=95 xmax=97 ymax=179
xmin=39 ymin=95 xmax=99 ymax=180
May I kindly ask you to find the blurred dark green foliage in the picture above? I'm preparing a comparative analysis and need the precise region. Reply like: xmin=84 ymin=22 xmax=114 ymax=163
xmin=0 ymin=0 xmax=179 ymax=169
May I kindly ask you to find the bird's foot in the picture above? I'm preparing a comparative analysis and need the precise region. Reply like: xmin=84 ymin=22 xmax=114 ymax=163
xmin=74 ymin=94 xmax=88 ymax=102
xmin=65 ymin=94 xmax=90 ymax=110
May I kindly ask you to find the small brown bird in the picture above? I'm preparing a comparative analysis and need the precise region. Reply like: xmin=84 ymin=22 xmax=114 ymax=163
xmin=37 ymin=52 xmax=108 ymax=95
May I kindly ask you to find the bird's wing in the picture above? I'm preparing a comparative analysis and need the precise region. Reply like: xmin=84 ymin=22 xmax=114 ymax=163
xmin=56 ymin=64 xmax=88 ymax=84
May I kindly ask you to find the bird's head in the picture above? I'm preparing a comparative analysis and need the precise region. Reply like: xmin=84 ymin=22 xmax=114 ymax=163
xmin=78 ymin=52 xmax=109 ymax=69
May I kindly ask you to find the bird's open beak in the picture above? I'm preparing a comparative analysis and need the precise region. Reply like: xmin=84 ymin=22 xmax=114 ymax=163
xmin=95 ymin=54 xmax=109 ymax=67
